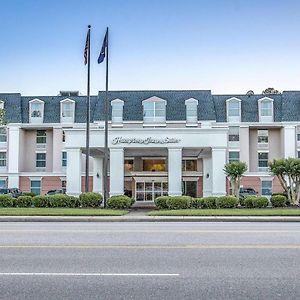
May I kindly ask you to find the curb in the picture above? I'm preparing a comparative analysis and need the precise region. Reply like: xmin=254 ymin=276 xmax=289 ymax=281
xmin=1 ymin=216 xmax=300 ymax=222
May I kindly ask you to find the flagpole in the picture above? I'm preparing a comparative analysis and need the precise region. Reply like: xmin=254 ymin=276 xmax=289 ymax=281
xmin=103 ymin=27 xmax=109 ymax=207
xmin=85 ymin=25 xmax=91 ymax=192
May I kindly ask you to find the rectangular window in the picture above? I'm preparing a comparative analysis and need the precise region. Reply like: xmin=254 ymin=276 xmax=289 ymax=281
xmin=298 ymin=151 xmax=300 ymax=158
xmin=36 ymin=130 xmax=46 ymax=144
xmin=62 ymin=131 xmax=66 ymax=142
xmin=143 ymin=101 xmax=166 ymax=123
xmin=186 ymin=102 xmax=198 ymax=124
xmin=31 ymin=180 xmax=41 ymax=195
xmin=61 ymin=180 xmax=66 ymax=193
xmin=261 ymin=180 xmax=272 ymax=196
xmin=228 ymin=101 xmax=240 ymax=117
xmin=228 ymin=126 xmax=239 ymax=142
xmin=0 ymin=152 xmax=7 ymax=167
xmin=0 ymin=179 xmax=6 ymax=188
xmin=258 ymin=129 xmax=268 ymax=144
xmin=0 ymin=128 xmax=7 ymax=142
xmin=260 ymin=101 xmax=272 ymax=117
xmin=112 ymin=102 xmax=123 ymax=123
xmin=229 ymin=151 xmax=239 ymax=163
xmin=258 ymin=152 xmax=269 ymax=170
xmin=143 ymin=159 xmax=166 ymax=172
xmin=297 ymin=127 xmax=300 ymax=142
xmin=36 ymin=152 xmax=46 ymax=168
xmin=124 ymin=159 xmax=134 ymax=172
xmin=62 ymin=152 xmax=67 ymax=167
xmin=31 ymin=102 xmax=42 ymax=118
xmin=182 ymin=159 xmax=197 ymax=171
xmin=182 ymin=181 xmax=197 ymax=198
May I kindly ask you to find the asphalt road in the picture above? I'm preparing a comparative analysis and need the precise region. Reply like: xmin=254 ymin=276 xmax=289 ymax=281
xmin=0 ymin=222 xmax=300 ymax=300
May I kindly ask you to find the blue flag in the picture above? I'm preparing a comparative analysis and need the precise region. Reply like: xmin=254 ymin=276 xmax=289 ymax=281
xmin=97 ymin=30 xmax=108 ymax=64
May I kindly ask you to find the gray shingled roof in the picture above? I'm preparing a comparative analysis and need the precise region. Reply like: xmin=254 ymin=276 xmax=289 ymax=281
xmin=0 ymin=90 xmax=299 ymax=123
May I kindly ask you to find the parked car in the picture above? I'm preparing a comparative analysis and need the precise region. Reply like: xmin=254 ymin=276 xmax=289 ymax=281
xmin=239 ymin=187 xmax=257 ymax=199
xmin=0 ymin=188 xmax=22 ymax=198
xmin=46 ymin=189 xmax=65 ymax=196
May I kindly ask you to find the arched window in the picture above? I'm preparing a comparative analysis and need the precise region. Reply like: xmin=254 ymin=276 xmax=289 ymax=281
xmin=185 ymin=98 xmax=198 ymax=125
xmin=142 ymin=96 xmax=166 ymax=124
xmin=111 ymin=99 xmax=124 ymax=125
xmin=29 ymin=99 xmax=44 ymax=123
xmin=258 ymin=97 xmax=274 ymax=122
xmin=60 ymin=99 xmax=75 ymax=123
xmin=226 ymin=97 xmax=241 ymax=122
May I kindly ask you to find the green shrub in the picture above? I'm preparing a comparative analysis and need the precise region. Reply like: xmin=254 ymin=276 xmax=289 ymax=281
xmin=271 ymin=195 xmax=287 ymax=207
xmin=252 ymin=196 xmax=269 ymax=208
xmin=239 ymin=197 xmax=246 ymax=207
xmin=166 ymin=196 xmax=191 ymax=210
xmin=22 ymin=192 xmax=36 ymax=197
xmin=244 ymin=196 xmax=269 ymax=208
xmin=32 ymin=195 xmax=50 ymax=207
xmin=190 ymin=198 xmax=202 ymax=209
xmin=14 ymin=196 xmax=32 ymax=207
xmin=79 ymin=192 xmax=103 ymax=208
xmin=201 ymin=197 xmax=217 ymax=209
xmin=48 ymin=194 xmax=79 ymax=208
xmin=107 ymin=195 xmax=132 ymax=209
xmin=0 ymin=195 xmax=14 ymax=207
xmin=244 ymin=196 xmax=255 ymax=208
xmin=216 ymin=196 xmax=238 ymax=208
xmin=154 ymin=196 xmax=170 ymax=209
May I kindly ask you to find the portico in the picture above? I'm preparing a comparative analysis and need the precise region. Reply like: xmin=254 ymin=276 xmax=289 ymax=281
xmin=64 ymin=126 xmax=228 ymax=200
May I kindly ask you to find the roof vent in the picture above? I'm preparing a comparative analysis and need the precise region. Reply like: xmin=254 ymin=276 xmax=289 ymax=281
xmin=59 ymin=91 xmax=80 ymax=97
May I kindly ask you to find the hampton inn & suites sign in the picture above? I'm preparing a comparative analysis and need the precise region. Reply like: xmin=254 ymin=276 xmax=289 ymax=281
xmin=111 ymin=137 xmax=181 ymax=145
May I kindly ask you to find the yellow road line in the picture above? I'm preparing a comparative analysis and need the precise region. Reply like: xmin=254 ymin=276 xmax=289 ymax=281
xmin=0 ymin=244 xmax=299 ymax=249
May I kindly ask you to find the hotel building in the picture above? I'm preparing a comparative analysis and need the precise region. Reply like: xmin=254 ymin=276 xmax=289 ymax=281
xmin=0 ymin=90 xmax=298 ymax=201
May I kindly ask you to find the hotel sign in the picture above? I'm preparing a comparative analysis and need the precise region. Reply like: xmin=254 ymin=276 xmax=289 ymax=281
xmin=111 ymin=137 xmax=181 ymax=145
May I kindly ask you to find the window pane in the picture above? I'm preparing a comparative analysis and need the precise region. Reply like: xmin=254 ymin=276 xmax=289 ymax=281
xmin=261 ymin=181 xmax=272 ymax=196
xmin=143 ymin=159 xmax=166 ymax=171
xmin=228 ymin=126 xmax=239 ymax=142
xmin=36 ymin=130 xmax=46 ymax=144
xmin=31 ymin=103 xmax=42 ymax=117
xmin=229 ymin=152 xmax=239 ymax=163
xmin=228 ymin=101 xmax=240 ymax=117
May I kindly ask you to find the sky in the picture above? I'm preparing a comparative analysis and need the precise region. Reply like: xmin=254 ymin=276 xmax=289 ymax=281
xmin=1 ymin=0 xmax=300 ymax=95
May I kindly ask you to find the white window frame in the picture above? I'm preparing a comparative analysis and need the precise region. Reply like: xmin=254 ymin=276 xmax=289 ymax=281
xmin=258 ymin=151 xmax=269 ymax=172
xmin=142 ymin=96 xmax=166 ymax=125
xmin=0 ymin=151 xmax=7 ymax=167
xmin=60 ymin=98 xmax=75 ymax=123
xmin=258 ymin=97 xmax=274 ymax=122
xmin=30 ymin=179 xmax=41 ymax=195
xmin=111 ymin=99 xmax=124 ymax=125
xmin=228 ymin=126 xmax=240 ymax=148
xmin=0 ymin=101 xmax=4 ymax=110
xmin=226 ymin=97 xmax=241 ymax=123
xmin=36 ymin=130 xmax=47 ymax=144
xmin=228 ymin=151 xmax=240 ymax=163
xmin=185 ymin=98 xmax=198 ymax=125
xmin=62 ymin=151 xmax=67 ymax=167
xmin=257 ymin=129 xmax=269 ymax=149
xmin=261 ymin=179 xmax=272 ymax=197
xmin=0 ymin=127 xmax=7 ymax=143
xmin=29 ymin=99 xmax=44 ymax=123
xmin=36 ymin=151 xmax=46 ymax=171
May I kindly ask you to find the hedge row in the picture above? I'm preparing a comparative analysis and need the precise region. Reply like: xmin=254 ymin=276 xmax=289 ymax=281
xmin=154 ymin=194 xmax=288 ymax=210
xmin=107 ymin=195 xmax=135 ymax=209
xmin=0 ymin=192 xmax=103 ymax=208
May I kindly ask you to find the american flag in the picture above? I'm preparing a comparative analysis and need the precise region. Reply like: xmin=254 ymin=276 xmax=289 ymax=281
xmin=84 ymin=29 xmax=90 ymax=65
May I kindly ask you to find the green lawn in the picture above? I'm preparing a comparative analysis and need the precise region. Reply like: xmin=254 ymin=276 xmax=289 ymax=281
xmin=147 ymin=208 xmax=300 ymax=216
xmin=0 ymin=208 xmax=129 ymax=216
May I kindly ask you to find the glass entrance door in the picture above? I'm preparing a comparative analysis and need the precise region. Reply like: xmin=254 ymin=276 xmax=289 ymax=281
xmin=135 ymin=181 xmax=168 ymax=202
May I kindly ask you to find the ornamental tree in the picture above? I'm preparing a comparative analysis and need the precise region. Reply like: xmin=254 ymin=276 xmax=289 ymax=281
xmin=223 ymin=161 xmax=247 ymax=199
xmin=269 ymin=158 xmax=300 ymax=206
xmin=262 ymin=87 xmax=280 ymax=95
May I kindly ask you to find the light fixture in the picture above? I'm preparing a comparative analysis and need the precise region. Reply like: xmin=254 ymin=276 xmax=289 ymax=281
xmin=206 ymin=173 xmax=209 ymax=178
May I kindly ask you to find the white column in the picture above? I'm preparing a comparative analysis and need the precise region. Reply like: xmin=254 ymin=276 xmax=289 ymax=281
xmin=52 ymin=127 xmax=63 ymax=173
xmin=8 ymin=126 xmax=20 ymax=188
xmin=66 ymin=148 xmax=82 ymax=196
xmin=239 ymin=126 xmax=250 ymax=167
xmin=211 ymin=148 xmax=226 ymax=196
xmin=109 ymin=148 xmax=124 ymax=196
xmin=283 ymin=126 xmax=296 ymax=158
xmin=93 ymin=156 xmax=103 ymax=194
xmin=168 ymin=148 xmax=182 ymax=196
xmin=202 ymin=156 xmax=212 ymax=197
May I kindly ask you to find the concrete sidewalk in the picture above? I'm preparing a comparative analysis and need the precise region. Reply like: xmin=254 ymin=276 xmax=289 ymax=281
xmin=1 ymin=215 xmax=300 ymax=222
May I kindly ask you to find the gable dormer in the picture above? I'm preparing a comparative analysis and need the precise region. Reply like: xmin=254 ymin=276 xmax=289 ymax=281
xmin=29 ymin=99 xmax=44 ymax=123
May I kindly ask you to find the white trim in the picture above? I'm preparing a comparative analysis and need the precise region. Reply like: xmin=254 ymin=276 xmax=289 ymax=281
xmin=258 ymin=97 xmax=274 ymax=122
xmin=0 ymin=100 xmax=4 ymax=110
xmin=60 ymin=98 xmax=75 ymax=124
xmin=29 ymin=99 xmax=44 ymax=124
xmin=226 ymin=97 xmax=241 ymax=123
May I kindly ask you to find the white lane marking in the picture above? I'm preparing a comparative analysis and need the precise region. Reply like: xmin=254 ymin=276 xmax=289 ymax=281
xmin=0 ymin=272 xmax=179 ymax=277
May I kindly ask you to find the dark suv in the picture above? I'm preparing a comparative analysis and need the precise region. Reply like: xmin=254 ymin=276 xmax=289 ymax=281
xmin=0 ymin=188 xmax=22 ymax=198
xmin=239 ymin=187 xmax=257 ymax=199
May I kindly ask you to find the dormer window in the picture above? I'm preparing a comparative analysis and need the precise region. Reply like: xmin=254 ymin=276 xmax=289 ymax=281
xmin=60 ymin=99 xmax=75 ymax=123
xmin=29 ymin=99 xmax=44 ymax=123
xmin=0 ymin=101 xmax=4 ymax=110
xmin=226 ymin=97 xmax=241 ymax=122
xmin=185 ymin=98 xmax=198 ymax=125
xmin=111 ymin=99 xmax=124 ymax=125
xmin=142 ymin=96 xmax=166 ymax=124
xmin=258 ymin=97 xmax=274 ymax=122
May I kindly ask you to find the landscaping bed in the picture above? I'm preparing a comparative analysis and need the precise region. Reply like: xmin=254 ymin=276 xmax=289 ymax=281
xmin=148 ymin=208 xmax=300 ymax=217
xmin=0 ymin=208 xmax=128 ymax=216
